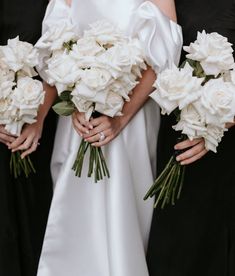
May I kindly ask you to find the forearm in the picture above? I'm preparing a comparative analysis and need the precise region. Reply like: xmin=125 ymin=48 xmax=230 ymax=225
xmin=120 ymin=67 xmax=156 ymax=127
xmin=37 ymin=82 xmax=58 ymax=124
xmin=151 ymin=0 xmax=177 ymax=22
xmin=226 ymin=122 xmax=235 ymax=128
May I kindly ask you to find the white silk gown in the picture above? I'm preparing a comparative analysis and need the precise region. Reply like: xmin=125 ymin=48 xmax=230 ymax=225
xmin=37 ymin=1 xmax=182 ymax=275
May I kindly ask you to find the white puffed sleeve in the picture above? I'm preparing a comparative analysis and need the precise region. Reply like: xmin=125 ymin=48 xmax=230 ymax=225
xmin=41 ymin=0 xmax=71 ymax=34
xmin=35 ymin=0 xmax=74 ymax=82
xmin=129 ymin=1 xmax=183 ymax=73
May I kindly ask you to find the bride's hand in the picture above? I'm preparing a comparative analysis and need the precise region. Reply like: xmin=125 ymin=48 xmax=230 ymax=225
xmin=0 ymin=125 xmax=16 ymax=145
xmin=72 ymin=111 xmax=93 ymax=137
xmin=174 ymin=138 xmax=208 ymax=165
xmin=82 ymin=115 xmax=125 ymax=147
xmin=8 ymin=122 xmax=44 ymax=159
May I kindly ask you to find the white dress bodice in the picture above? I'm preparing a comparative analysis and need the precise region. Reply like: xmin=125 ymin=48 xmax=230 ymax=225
xmin=71 ymin=0 xmax=143 ymax=32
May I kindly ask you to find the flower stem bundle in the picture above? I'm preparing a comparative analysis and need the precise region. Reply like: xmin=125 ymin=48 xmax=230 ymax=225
xmin=10 ymin=152 xmax=35 ymax=178
xmin=72 ymin=140 xmax=110 ymax=182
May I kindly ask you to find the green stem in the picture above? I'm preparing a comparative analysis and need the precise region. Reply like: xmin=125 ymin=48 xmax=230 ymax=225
xmin=10 ymin=151 xmax=36 ymax=178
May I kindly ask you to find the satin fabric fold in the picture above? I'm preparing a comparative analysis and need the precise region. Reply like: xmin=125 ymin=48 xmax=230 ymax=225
xmin=37 ymin=1 xmax=182 ymax=276
xmin=129 ymin=1 xmax=182 ymax=72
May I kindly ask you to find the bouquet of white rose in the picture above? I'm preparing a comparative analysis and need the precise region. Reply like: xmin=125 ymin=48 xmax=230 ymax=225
xmin=144 ymin=31 xmax=235 ymax=208
xmin=0 ymin=37 xmax=45 ymax=178
xmin=36 ymin=20 xmax=146 ymax=182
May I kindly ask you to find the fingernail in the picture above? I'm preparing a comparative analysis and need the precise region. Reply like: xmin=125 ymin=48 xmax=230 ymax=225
xmin=181 ymin=161 xmax=185 ymax=165
xmin=89 ymin=125 xmax=93 ymax=129
xmin=86 ymin=130 xmax=89 ymax=134
xmin=174 ymin=145 xmax=178 ymax=150
xmin=176 ymin=156 xmax=180 ymax=162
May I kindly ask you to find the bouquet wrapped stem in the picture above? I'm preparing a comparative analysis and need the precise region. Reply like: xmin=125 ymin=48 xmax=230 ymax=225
xmin=72 ymin=140 xmax=110 ymax=183
xmin=10 ymin=151 xmax=36 ymax=178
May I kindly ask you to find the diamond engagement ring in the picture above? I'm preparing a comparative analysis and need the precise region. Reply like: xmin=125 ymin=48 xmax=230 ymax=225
xmin=99 ymin=132 xmax=105 ymax=142
xmin=33 ymin=141 xmax=40 ymax=146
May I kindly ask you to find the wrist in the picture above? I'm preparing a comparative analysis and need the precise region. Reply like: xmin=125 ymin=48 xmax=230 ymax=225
xmin=34 ymin=116 xmax=45 ymax=128
xmin=118 ymin=113 xmax=132 ymax=130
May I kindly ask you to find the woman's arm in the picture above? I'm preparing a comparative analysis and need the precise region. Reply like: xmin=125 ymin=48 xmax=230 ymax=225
xmin=151 ymin=0 xmax=177 ymax=22
xmin=73 ymin=0 xmax=178 ymax=146
xmin=9 ymin=83 xmax=57 ymax=158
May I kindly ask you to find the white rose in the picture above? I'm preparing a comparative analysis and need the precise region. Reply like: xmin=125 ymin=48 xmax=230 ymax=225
xmin=96 ymin=53 xmax=121 ymax=79
xmin=108 ymin=45 xmax=133 ymax=72
xmin=120 ymin=73 xmax=139 ymax=94
xmin=203 ymin=125 xmax=226 ymax=153
xmin=0 ymin=80 xmax=14 ymax=99
xmin=0 ymin=69 xmax=15 ymax=98
xmin=35 ymin=21 xmax=78 ymax=51
xmin=184 ymin=31 xmax=234 ymax=76
xmin=231 ymin=70 xmax=235 ymax=84
xmin=0 ymin=98 xmax=19 ymax=134
xmin=200 ymin=78 xmax=235 ymax=125
xmin=4 ymin=121 xmax=25 ymax=137
xmin=131 ymin=63 xmax=147 ymax=79
xmin=218 ymin=67 xmax=235 ymax=83
xmin=69 ymin=44 xmax=105 ymax=70
xmin=128 ymin=38 xmax=147 ymax=71
xmin=151 ymin=63 xmax=204 ymax=115
xmin=71 ymin=37 xmax=104 ymax=57
xmin=95 ymin=91 xmax=124 ymax=117
xmin=71 ymin=97 xmax=94 ymax=121
xmin=101 ymin=42 xmax=144 ymax=75
xmin=107 ymin=75 xmax=137 ymax=101
xmin=173 ymin=104 xmax=207 ymax=140
xmin=80 ymin=67 xmax=112 ymax=91
xmin=46 ymin=52 xmax=81 ymax=90
xmin=12 ymin=77 xmax=45 ymax=110
xmin=84 ymin=20 xmax=126 ymax=46
xmin=69 ymin=54 xmax=101 ymax=71
xmin=72 ymin=82 xmax=108 ymax=105
xmin=0 ymin=97 xmax=12 ymax=115
xmin=0 ymin=37 xmax=39 ymax=76
xmin=0 ymin=51 xmax=10 ymax=71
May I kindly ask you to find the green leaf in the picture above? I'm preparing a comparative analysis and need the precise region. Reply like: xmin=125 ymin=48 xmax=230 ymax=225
xmin=59 ymin=90 xmax=73 ymax=101
xmin=63 ymin=40 xmax=77 ymax=51
xmin=52 ymin=101 xmax=75 ymax=116
xmin=186 ymin=58 xmax=197 ymax=69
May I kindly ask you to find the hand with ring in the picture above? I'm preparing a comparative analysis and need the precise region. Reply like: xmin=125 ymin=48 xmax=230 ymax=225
xmin=174 ymin=138 xmax=208 ymax=165
xmin=72 ymin=112 xmax=125 ymax=147
xmin=8 ymin=122 xmax=43 ymax=159
xmin=98 ymin=131 xmax=106 ymax=142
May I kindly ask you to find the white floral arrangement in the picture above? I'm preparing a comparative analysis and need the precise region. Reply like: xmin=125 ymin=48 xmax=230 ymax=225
xmin=0 ymin=37 xmax=45 ymax=177
xmin=145 ymin=31 xmax=235 ymax=208
xmin=36 ymin=20 xmax=146 ymax=182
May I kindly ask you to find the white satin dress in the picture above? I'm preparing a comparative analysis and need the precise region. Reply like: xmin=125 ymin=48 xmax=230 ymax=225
xmin=37 ymin=1 xmax=182 ymax=276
